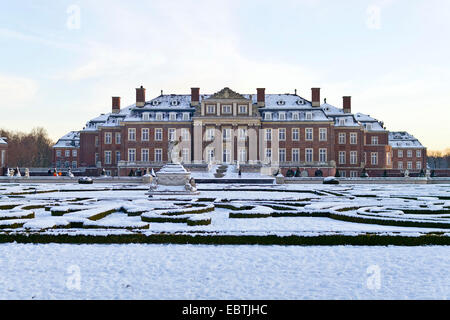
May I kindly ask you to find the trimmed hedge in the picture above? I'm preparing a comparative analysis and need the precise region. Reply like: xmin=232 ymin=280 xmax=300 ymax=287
xmin=0 ymin=232 xmax=449 ymax=246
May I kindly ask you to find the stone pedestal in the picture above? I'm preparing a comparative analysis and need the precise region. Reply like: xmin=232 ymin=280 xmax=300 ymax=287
xmin=147 ymin=163 xmax=199 ymax=195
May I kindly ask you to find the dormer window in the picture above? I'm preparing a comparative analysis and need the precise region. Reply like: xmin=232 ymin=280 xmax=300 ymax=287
xmin=143 ymin=113 xmax=150 ymax=121
xmin=276 ymin=100 xmax=285 ymax=106
xmin=305 ymin=112 xmax=313 ymax=120
xmin=156 ymin=113 xmax=163 ymax=121
xmin=366 ymin=123 xmax=372 ymax=130
xmin=292 ymin=112 xmax=299 ymax=120
xmin=265 ymin=112 xmax=272 ymax=120
xmin=339 ymin=118 xmax=346 ymax=126
xmin=171 ymin=100 xmax=180 ymax=106
xmin=183 ymin=113 xmax=190 ymax=120
xmin=152 ymin=100 xmax=160 ymax=106
xmin=278 ymin=112 xmax=286 ymax=120
xmin=296 ymin=99 xmax=305 ymax=105
xmin=169 ymin=113 xmax=176 ymax=121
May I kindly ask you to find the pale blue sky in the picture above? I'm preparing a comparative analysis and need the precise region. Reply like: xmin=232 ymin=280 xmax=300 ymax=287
xmin=0 ymin=0 xmax=449 ymax=150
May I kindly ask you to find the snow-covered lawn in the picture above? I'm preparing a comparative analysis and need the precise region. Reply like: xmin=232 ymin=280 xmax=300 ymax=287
xmin=0 ymin=243 xmax=448 ymax=299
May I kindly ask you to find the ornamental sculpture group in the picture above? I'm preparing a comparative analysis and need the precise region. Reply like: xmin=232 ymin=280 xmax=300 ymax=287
xmin=147 ymin=139 xmax=198 ymax=195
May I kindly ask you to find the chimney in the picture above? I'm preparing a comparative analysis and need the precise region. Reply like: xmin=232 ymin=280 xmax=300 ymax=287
xmin=257 ymin=88 xmax=265 ymax=107
xmin=343 ymin=96 xmax=351 ymax=113
xmin=136 ymin=86 xmax=146 ymax=107
xmin=112 ymin=97 xmax=121 ymax=114
xmin=311 ymin=88 xmax=320 ymax=107
xmin=191 ymin=87 xmax=200 ymax=107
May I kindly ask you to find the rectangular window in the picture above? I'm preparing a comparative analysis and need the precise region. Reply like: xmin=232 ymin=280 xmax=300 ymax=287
xmin=182 ymin=148 xmax=190 ymax=163
xmin=407 ymin=161 xmax=412 ymax=169
xmin=398 ymin=150 xmax=403 ymax=158
xmin=105 ymin=132 xmax=112 ymax=144
xmin=116 ymin=151 xmax=121 ymax=163
xmin=168 ymin=128 xmax=176 ymax=141
xmin=206 ymin=105 xmax=215 ymax=114
xmin=305 ymin=128 xmax=313 ymax=141
xmin=128 ymin=128 xmax=136 ymax=141
xmin=142 ymin=112 xmax=150 ymax=121
xmin=183 ymin=113 xmax=190 ymax=121
xmin=239 ymin=105 xmax=247 ymax=114
xmin=265 ymin=148 xmax=272 ymax=162
xmin=407 ymin=150 xmax=412 ymax=158
xmin=292 ymin=112 xmax=299 ymax=120
xmin=338 ymin=133 xmax=346 ymax=144
xmin=350 ymin=133 xmax=357 ymax=144
xmin=169 ymin=113 xmax=176 ymax=121
xmin=371 ymin=136 xmax=379 ymax=145
xmin=416 ymin=161 xmax=422 ymax=170
xmin=115 ymin=133 xmax=121 ymax=144
xmin=206 ymin=128 xmax=215 ymax=141
xmin=141 ymin=128 xmax=149 ymax=141
xmin=155 ymin=129 xmax=163 ymax=141
xmin=278 ymin=112 xmax=286 ymax=120
xmin=155 ymin=149 xmax=162 ymax=162
xmin=319 ymin=128 xmax=327 ymax=141
xmin=319 ymin=149 xmax=327 ymax=162
xmin=181 ymin=128 xmax=190 ymax=141
xmin=156 ymin=113 xmax=163 ymax=121
xmin=292 ymin=149 xmax=300 ymax=163
xmin=223 ymin=129 xmax=231 ymax=141
xmin=292 ymin=128 xmax=299 ymax=141
xmin=416 ymin=150 xmax=422 ymax=158
xmin=339 ymin=151 xmax=346 ymax=164
xmin=239 ymin=148 xmax=247 ymax=162
xmin=279 ymin=128 xmax=286 ymax=141
xmin=371 ymin=152 xmax=378 ymax=165
xmin=305 ymin=148 xmax=313 ymax=163
xmin=223 ymin=149 xmax=231 ymax=163
xmin=72 ymin=150 xmax=77 ymax=157
xmin=350 ymin=171 xmax=358 ymax=178
xmin=350 ymin=151 xmax=358 ymax=165
xmin=95 ymin=136 xmax=99 ymax=147
xmin=72 ymin=161 xmax=77 ymax=169
xmin=65 ymin=150 xmax=70 ymax=157
xmin=222 ymin=105 xmax=232 ymax=114
xmin=340 ymin=171 xmax=346 ymax=177
xmin=398 ymin=161 xmax=403 ymax=169
xmin=265 ymin=129 xmax=272 ymax=141
xmin=128 ymin=149 xmax=136 ymax=162
xmin=279 ymin=149 xmax=286 ymax=163
xmin=95 ymin=153 xmax=99 ymax=165
xmin=265 ymin=112 xmax=272 ymax=120
xmin=141 ymin=149 xmax=149 ymax=162
xmin=305 ymin=112 xmax=313 ymax=120
xmin=56 ymin=150 xmax=62 ymax=157
xmin=104 ymin=151 xmax=112 ymax=165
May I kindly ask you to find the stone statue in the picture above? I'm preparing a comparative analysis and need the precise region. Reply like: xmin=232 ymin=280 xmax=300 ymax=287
xmin=168 ymin=138 xmax=181 ymax=164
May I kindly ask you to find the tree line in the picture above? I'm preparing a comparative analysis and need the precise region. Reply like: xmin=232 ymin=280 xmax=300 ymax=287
xmin=427 ymin=149 xmax=450 ymax=169
xmin=0 ymin=127 xmax=54 ymax=168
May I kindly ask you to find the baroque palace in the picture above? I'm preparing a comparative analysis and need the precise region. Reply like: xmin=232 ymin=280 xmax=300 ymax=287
xmin=52 ymin=86 xmax=427 ymax=177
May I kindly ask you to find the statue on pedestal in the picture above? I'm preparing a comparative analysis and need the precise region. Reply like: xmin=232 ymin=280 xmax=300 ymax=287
xmin=168 ymin=138 xmax=181 ymax=164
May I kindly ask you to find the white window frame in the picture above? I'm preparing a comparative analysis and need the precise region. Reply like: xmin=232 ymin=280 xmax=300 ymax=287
xmin=155 ymin=113 xmax=163 ymax=121
xmin=319 ymin=148 xmax=327 ymax=162
xmin=104 ymin=151 xmax=112 ymax=165
xmin=155 ymin=128 xmax=163 ymax=141
xmin=128 ymin=128 xmax=136 ymax=141
xmin=279 ymin=128 xmax=286 ymax=141
xmin=319 ymin=128 xmax=327 ymax=141
xmin=264 ymin=112 xmax=272 ymax=120
xmin=279 ymin=148 xmax=286 ymax=163
xmin=181 ymin=128 xmax=190 ymax=141
xmin=115 ymin=132 xmax=121 ymax=144
xmin=128 ymin=149 xmax=136 ymax=162
xmin=141 ymin=149 xmax=149 ymax=162
xmin=292 ymin=149 xmax=300 ymax=163
xmin=305 ymin=128 xmax=313 ymax=141
xmin=350 ymin=151 xmax=358 ymax=165
xmin=371 ymin=152 xmax=378 ymax=165
xmin=265 ymin=129 xmax=272 ymax=141
xmin=141 ymin=128 xmax=149 ymax=141
xmin=338 ymin=133 xmax=346 ymax=144
xmin=305 ymin=148 xmax=313 ymax=163
xmin=104 ymin=132 xmax=112 ymax=144
xmin=168 ymin=128 xmax=176 ymax=141
xmin=292 ymin=128 xmax=299 ymax=141
xmin=350 ymin=133 xmax=357 ymax=144
xmin=371 ymin=136 xmax=379 ymax=145
xmin=222 ymin=105 xmax=232 ymax=114
xmin=278 ymin=112 xmax=286 ymax=120
xmin=155 ymin=149 xmax=163 ymax=162
xmin=339 ymin=151 xmax=346 ymax=164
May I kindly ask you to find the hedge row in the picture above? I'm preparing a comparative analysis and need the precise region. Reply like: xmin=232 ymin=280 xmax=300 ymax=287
xmin=0 ymin=232 xmax=449 ymax=246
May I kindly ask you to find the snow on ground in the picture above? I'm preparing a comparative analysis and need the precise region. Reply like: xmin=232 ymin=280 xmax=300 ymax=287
xmin=0 ymin=243 xmax=448 ymax=300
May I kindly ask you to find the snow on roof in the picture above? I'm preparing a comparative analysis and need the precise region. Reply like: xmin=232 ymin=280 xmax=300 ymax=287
xmin=53 ymin=131 xmax=80 ymax=148
xmin=0 ymin=137 xmax=7 ymax=145
xmin=389 ymin=131 xmax=424 ymax=148
xmin=355 ymin=113 xmax=378 ymax=122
